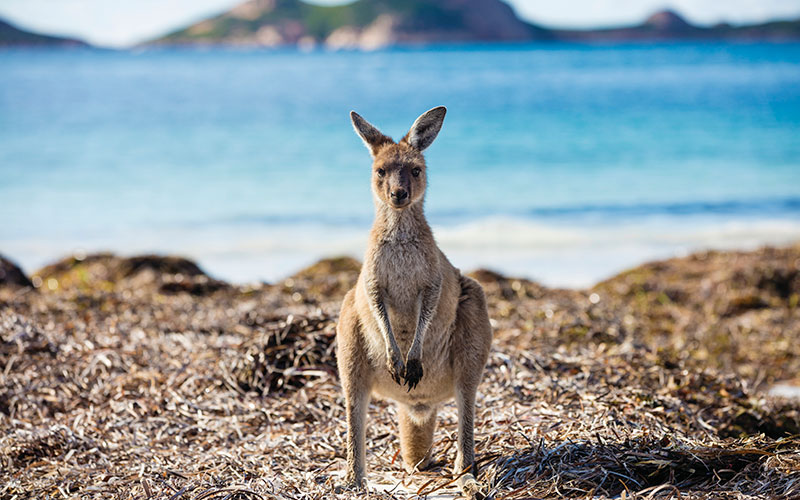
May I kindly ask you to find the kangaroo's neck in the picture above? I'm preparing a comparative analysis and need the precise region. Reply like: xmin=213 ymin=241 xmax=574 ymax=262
xmin=371 ymin=201 xmax=432 ymax=246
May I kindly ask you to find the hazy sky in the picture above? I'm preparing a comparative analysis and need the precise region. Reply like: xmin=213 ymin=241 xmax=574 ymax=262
xmin=1 ymin=0 xmax=799 ymax=47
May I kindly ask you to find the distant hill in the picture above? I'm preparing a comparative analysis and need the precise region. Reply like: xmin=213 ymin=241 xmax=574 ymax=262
xmin=149 ymin=0 xmax=550 ymax=49
xmin=0 ymin=17 xmax=88 ymax=47
xmin=147 ymin=1 xmax=800 ymax=49
xmin=553 ymin=9 xmax=800 ymax=42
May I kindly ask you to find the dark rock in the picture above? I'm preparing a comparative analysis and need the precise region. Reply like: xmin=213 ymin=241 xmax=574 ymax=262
xmin=121 ymin=255 xmax=206 ymax=278
xmin=159 ymin=275 xmax=229 ymax=296
xmin=469 ymin=268 xmax=548 ymax=300
xmin=33 ymin=253 xmax=228 ymax=295
xmin=0 ymin=255 xmax=32 ymax=288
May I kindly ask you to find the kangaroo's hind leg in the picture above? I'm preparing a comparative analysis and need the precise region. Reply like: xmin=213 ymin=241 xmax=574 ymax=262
xmin=337 ymin=290 xmax=373 ymax=489
xmin=452 ymin=276 xmax=492 ymax=498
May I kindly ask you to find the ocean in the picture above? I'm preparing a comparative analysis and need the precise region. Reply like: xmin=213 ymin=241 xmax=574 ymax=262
xmin=1 ymin=43 xmax=799 ymax=287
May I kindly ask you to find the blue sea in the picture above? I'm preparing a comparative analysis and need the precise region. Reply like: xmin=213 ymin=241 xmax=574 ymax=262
xmin=1 ymin=43 xmax=799 ymax=287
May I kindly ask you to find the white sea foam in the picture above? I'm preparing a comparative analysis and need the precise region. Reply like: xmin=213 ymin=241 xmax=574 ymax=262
xmin=6 ymin=215 xmax=800 ymax=289
xmin=430 ymin=216 xmax=800 ymax=287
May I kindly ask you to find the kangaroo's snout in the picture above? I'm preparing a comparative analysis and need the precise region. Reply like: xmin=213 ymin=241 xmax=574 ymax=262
xmin=391 ymin=189 xmax=409 ymax=203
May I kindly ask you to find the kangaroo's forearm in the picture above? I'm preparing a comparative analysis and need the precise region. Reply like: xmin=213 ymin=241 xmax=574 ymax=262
xmin=375 ymin=299 xmax=401 ymax=354
xmin=408 ymin=280 xmax=442 ymax=359
xmin=366 ymin=280 xmax=401 ymax=355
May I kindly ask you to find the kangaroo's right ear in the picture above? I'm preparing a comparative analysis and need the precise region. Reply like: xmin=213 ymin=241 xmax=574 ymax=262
xmin=351 ymin=111 xmax=393 ymax=157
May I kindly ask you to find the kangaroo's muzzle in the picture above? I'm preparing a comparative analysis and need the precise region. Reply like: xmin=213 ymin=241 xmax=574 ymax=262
xmin=390 ymin=188 xmax=409 ymax=207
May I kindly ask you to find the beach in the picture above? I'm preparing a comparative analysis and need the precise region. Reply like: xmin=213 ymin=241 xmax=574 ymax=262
xmin=1 ymin=245 xmax=798 ymax=499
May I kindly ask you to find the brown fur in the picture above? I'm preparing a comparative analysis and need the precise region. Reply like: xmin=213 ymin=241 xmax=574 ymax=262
xmin=337 ymin=107 xmax=493 ymax=497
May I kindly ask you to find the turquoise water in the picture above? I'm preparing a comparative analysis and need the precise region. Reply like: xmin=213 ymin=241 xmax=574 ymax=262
xmin=1 ymin=43 xmax=799 ymax=286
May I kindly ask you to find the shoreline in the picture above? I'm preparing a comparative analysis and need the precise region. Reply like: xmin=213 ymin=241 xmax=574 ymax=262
xmin=4 ymin=219 xmax=800 ymax=290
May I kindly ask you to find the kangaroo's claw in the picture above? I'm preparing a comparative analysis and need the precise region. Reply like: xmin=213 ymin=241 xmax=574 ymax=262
xmin=387 ymin=351 xmax=406 ymax=385
xmin=404 ymin=358 xmax=423 ymax=391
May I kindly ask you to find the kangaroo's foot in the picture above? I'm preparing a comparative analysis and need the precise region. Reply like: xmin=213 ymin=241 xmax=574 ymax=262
xmin=459 ymin=474 xmax=486 ymax=500
xmin=337 ymin=473 xmax=368 ymax=493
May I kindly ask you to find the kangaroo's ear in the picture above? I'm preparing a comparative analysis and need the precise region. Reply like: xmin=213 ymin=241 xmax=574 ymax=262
xmin=351 ymin=111 xmax=393 ymax=157
xmin=403 ymin=106 xmax=446 ymax=152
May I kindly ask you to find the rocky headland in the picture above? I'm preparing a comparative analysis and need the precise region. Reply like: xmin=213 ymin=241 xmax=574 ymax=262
xmin=0 ymin=18 xmax=88 ymax=47
xmin=147 ymin=0 xmax=800 ymax=49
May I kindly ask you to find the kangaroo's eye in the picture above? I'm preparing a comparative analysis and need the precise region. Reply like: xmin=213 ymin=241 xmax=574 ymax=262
xmin=377 ymin=168 xmax=385 ymax=177
xmin=412 ymin=168 xmax=421 ymax=177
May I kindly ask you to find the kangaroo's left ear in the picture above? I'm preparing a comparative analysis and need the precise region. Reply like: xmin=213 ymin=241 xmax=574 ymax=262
xmin=403 ymin=106 xmax=446 ymax=152
xmin=351 ymin=111 xmax=393 ymax=157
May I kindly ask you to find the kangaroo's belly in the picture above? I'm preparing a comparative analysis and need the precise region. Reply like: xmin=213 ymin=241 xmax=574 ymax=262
xmin=370 ymin=320 xmax=456 ymax=406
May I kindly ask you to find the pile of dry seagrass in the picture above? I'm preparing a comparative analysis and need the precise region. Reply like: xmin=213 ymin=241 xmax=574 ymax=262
xmin=1 ymin=245 xmax=798 ymax=499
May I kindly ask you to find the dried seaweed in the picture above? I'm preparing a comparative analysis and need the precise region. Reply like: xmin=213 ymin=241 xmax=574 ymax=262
xmin=1 ymin=248 xmax=799 ymax=500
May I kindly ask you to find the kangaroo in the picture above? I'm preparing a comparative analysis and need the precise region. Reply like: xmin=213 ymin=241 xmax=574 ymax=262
xmin=336 ymin=106 xmax=493 ymax=498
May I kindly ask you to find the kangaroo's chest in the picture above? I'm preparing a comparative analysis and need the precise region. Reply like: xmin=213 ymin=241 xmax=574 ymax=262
xmin=374 ymin=240 xmax=432 ymax=338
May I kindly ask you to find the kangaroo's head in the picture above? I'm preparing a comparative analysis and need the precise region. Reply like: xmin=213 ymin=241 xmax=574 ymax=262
xmin=350 ymin=106 xmax=446 ymax=210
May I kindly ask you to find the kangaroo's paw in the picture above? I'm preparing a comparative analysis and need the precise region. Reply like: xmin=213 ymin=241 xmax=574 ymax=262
xmin=404 ymin=357 xmax=423 ymax=391
xmin=459 ymin=474 xmax=486 ymax=500
xmin=386 ymin=350 xmax=406 ymax=385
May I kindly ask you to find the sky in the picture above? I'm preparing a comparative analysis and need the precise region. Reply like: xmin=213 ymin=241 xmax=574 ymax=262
xmin=1 ymin=0 xmax=799 ymax=47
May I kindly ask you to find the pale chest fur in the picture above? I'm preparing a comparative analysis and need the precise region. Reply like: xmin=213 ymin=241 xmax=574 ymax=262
xmin=373 ymin=238 xmax=437 ymax=346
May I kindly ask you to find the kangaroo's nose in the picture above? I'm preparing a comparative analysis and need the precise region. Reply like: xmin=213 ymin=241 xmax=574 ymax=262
xmin=391 ymin=189 xmax=408 ymax=201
